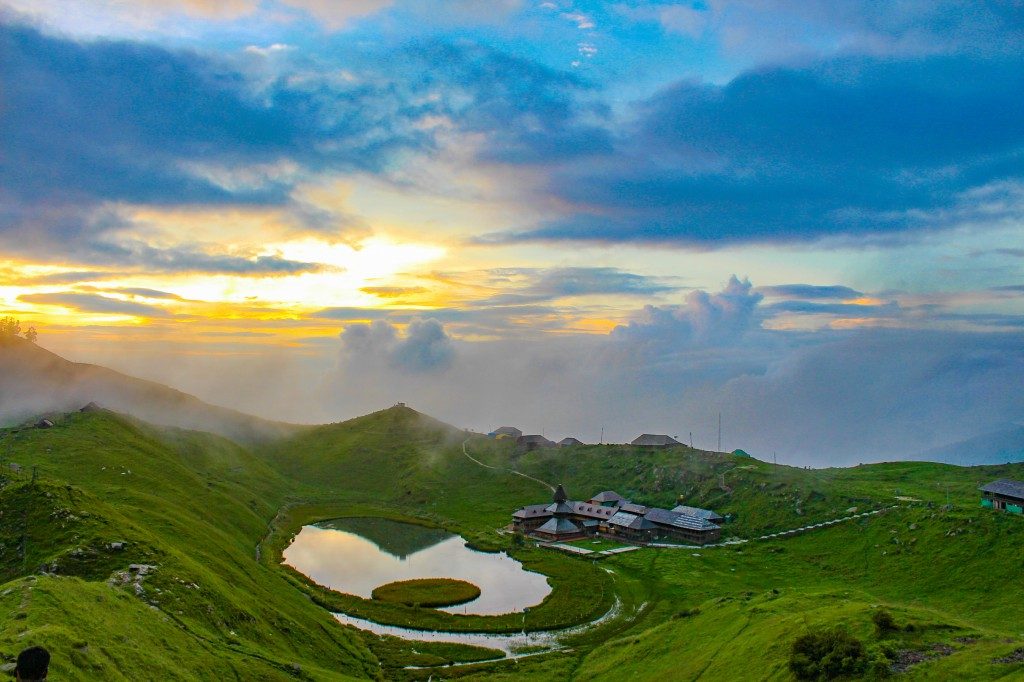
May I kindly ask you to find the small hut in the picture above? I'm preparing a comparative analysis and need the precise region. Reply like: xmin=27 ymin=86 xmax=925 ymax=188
xmin=631 ymin=434 xmax=681 ymax=448
xmin=516 ymin=434 xmax=555 ymax=453
xmin=557 ymin=437 xmax=584 ymax=447
xmin=980 ymin=479 xmax=1024 ymax=513
xmin=490 ymin=426 xmax=522 ymax=440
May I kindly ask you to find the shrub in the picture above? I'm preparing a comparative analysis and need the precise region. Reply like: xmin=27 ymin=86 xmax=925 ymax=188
xmin=790 ymin=627 xmax=869 ymax=680
xmin=872 ymin=609 xmax=898 ymax=636
xmin=671 ymin=607 xmax=701 ymax=620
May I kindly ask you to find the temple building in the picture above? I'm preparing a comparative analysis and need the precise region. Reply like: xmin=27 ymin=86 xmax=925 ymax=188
xmin=512 ymin=485 xmax=722 ymax=545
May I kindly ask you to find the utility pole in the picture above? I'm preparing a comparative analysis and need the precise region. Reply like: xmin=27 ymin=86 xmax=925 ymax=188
xmin=600 ymin=426 xmax=604 ymax=445
xmin=689 ymin=431 xmax=693 ymax=448
xmin=718 ymin=413 xmax=722 ymax=452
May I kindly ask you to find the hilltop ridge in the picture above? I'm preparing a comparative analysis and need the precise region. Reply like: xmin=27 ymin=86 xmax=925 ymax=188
xmin=0 ymin=335 xmax=299 ymax=446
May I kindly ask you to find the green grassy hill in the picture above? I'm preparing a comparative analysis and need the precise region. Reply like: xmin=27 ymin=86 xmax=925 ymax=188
xmin=1 ymin=400 xmax=1023 ymax=680
xmin=0 ymin=410 xmax=375 ymax=680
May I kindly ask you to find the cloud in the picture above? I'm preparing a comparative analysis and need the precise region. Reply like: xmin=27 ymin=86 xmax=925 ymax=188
xmin=400 ymin=41 xmax=611 ymax=165
xmin=340 ymin=319 xmax=398 ymax=352
xmin=611 ymin=275 xmax=762 ymax=347
xmin=766 ymin=300 xmax=900 ymax=317
xmin=0 ymin=23 xmax=613 ymax=267
xmin=757 ymin=284 xmax=864 ymax=300
xmin=478 ymin=266 xmax=676 ymax=305
xmin=712 ymin=329 xmax=1024 ymax=462
xmin=532 ymin=267 xmax=674 ymax=297
xmin=100 ymin=288 xmax=187 ymax=300
xmin=278 ymin=0 xmax=392 ymax=30
xmin=392 ymin=319 xmax=455 ymax=370
xmin=360 ymin=286 xmax=429 ymax=298
xmin=97 ymin=243 xmax=323 ymax=275
xmin=18 ymin=292 xmax=172 ymax=317
xmin=10 ymin=270 xmax=120 ymax=285
xmin=562 ymin=11 xmax=595 ymax=30
xmin=490 ymin=53 xmax=1024 ymax=246
xmin=313 ymin=308 xmax=399 ymax=322
xmin=619 ymin=1 xmax=1024 ymax=59
xmin=340 ymin=318 xmax=454 ymax=372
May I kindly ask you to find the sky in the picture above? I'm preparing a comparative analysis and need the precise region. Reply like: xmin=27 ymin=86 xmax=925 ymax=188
xmin=1 ymin=1 xmax=1023 ymax=464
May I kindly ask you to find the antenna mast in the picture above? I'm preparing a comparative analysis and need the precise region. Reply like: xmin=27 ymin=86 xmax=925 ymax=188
xmin=717 ymin=413 xmax=722 ymax=452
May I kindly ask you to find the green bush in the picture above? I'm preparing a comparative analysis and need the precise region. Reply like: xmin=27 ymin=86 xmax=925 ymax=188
xmin=790 ymin=627 xmax=868 ymax=680
xmin=872 ymin=609 xmax=898 ymax=636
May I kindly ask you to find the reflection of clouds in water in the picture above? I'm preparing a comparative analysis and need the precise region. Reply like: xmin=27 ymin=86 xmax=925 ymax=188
xmin=283 ymin=524 xmax=552 ymax=615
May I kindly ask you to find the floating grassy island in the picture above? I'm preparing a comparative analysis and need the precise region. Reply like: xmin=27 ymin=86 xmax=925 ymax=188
xmin=371 ymin=578 xmax=482 ymax=608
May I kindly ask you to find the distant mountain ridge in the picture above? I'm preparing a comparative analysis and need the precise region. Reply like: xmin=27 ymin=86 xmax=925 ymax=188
xmin=909 ymin=424 xmax=1024 ymax=466
xmin=0 ymin=335 xmax=299 ymax=445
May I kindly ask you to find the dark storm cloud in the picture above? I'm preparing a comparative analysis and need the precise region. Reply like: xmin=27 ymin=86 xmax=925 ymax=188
xmin=0 ymin=24 xmax=605 ymax=209
xmin=0 ymin=22 xmax=613 ymax=264
xmin=490 ymin=54 xmax=1024 ymax=246
xmin=0 ymin=23 xmax=471 ymax=209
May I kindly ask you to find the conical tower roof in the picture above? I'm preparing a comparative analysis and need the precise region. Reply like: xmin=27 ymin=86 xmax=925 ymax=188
xmin=553 ymin=483 xmax=567 ymax=503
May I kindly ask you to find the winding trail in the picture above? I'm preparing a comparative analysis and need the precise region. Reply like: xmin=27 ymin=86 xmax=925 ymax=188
xmin=462 ymin=439 xmax=554 ymax=492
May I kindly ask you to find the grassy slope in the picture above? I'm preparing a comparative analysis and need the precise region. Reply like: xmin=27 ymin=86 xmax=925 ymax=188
xmin=568 ymin=500 xmax=1024 ymax=681
xmin=257 ymin=408 xmax=616 ymax=633
xmin=2 ymin=402 xmax=1023 ymax=680
xmin=261 ymin=407 xmax=1024 ymax=680
xmin=0 ymin=410 xmax=375 ymax=680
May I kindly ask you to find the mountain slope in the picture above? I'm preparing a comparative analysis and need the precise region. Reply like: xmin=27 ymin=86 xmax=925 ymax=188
xmin=910 ymin=424 xmax=1024 ymax=466
xmin=0 ymin=409 xmax=376 ymax=680
xmin=0 ymin=336 xmax=298 ymax=445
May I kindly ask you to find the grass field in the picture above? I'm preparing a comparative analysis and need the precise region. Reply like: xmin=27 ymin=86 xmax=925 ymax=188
xmin=0 ymin=403 xmax=1022 ymax=680
xmin=562 ymin=538 xmax=632 ymax=552
xmin=371 ymin=579 xmax=481 ymax=608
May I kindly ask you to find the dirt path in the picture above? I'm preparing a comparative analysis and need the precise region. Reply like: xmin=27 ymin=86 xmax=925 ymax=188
xmin=462 ymin=439 xmax=554 ymax=492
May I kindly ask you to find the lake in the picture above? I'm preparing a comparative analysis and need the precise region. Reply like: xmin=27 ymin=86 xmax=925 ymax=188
xmin=282 ymin=517 xmax=552 ymax=615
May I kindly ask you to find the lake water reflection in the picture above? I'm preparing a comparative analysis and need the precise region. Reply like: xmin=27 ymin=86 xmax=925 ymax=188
xmin=283 ymin=517 xmax=552 ymax=615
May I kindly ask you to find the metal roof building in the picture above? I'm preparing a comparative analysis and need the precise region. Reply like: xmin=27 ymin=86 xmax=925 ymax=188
xmin=980 ymin=479 xmax=1024 ymax=514
xmin=516 ymin=434 xmax=556 ymax=452
xmin=588 ymin=490 xmax=626 ymax=506
xmin=672 ymin=505 xmax=726 ymax=524
xmin=631 ymin=434 xmax=681 ymax=447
